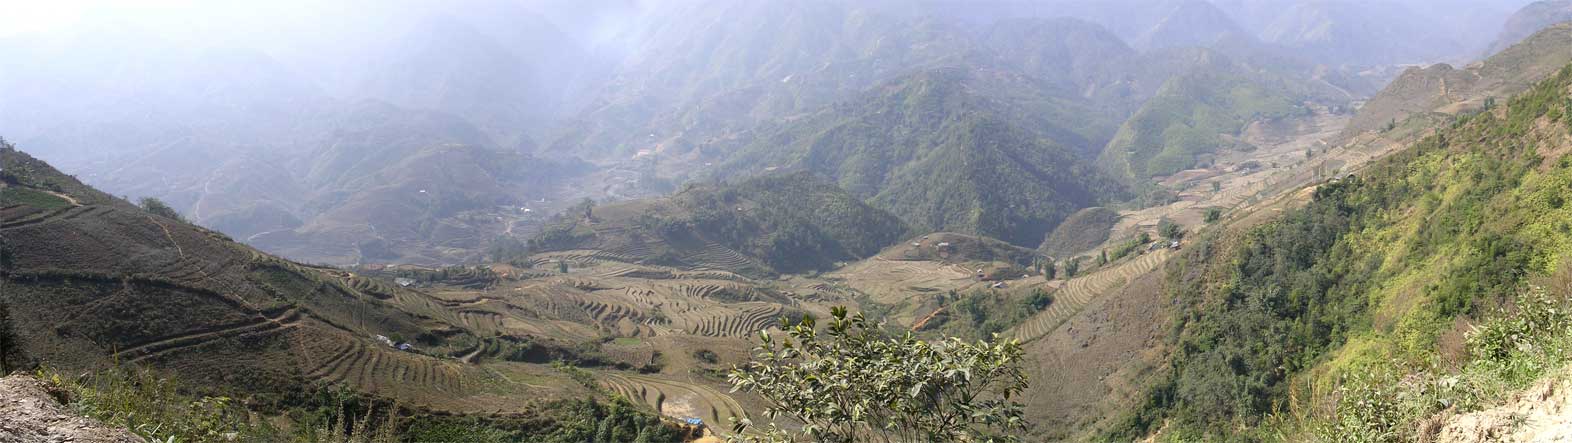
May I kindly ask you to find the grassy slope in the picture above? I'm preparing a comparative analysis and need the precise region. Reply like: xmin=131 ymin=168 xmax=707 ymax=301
xmin=1097 ymin=50 xmax=1320 ymax=183
xmin=1110 ymin=64 xmax=1572 ymax=441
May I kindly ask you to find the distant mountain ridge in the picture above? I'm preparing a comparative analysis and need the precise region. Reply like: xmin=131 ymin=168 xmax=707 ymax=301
xmin=1345 ymin=22 xmax=1572 ymax=137
xmin=1487 ymin=0 xmax=1572 ymax=56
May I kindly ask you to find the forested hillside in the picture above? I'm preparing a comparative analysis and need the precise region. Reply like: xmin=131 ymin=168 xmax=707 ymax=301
xmin=720 ymin=68 xmax=1124 ymax=247
xmin=1097 ymin=49 xmax=1338 ymax=182
xmin=1112 ymin=63 xmax=1572 ymax=441
xmin=531 ymin=171 xmax=911 ymax=275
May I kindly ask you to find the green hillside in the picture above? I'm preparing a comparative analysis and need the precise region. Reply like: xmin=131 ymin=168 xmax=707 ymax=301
xmin=1097 ymin=50 xmax=1325 ymax=183
xmin=530 ymin=171 xmax=911 ymax=275
xmin=720 ymin=68 xmax=1124 ymax=247
xmin=1111 ymin=64 xmax=1572 ymax=441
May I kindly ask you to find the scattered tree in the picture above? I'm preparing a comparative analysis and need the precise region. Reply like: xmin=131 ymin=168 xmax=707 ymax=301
xmin=486 ymin=237 xmax=530 ymax=264
xmin=1064 ymin=258 xmax=1082 ymax=278
xmin=0 ymin=301 xmax=21 ymax=374
xmin=1211 ymin=181 xmax=1221 ymax=193
xmin=1098 ymin=250 xmax=1108 ymax=266
xmin=1158 ymin=219 xmax=1185 ymax=241
xmin=573 ymin=198 xmax=597 ymax=222
xmin=1204 ymin=208 xmax=1222 ymax=223
xmin=729 ymin=307 xmax=1028 ymax=443
xmin=1043 ymin=258 xmax=1056 ymax=280
xmin=558 ymin=261 xmax=569 ymax=274
xmin=139 ymin=197 xmax=184 ymax=221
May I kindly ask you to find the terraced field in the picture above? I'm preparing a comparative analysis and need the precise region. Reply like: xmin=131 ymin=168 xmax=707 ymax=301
xmin=1010 ymin=249 xmax=1172 ymax=343
xmin=0 ymin=204 xmax=84 ymax=229
xmin=682 ymin=242 xmax=765 ymax=272
xmin=529 ymin=250 xmax=641 ymax=268
xmin=300 ymin=330 xmax=466 ymax=396
xmin=679 ymin=303 xmax=784 ymax=338
xmin=116 ymin=307 xmax=302 ymax=364
xmin=600 ymin=373 xmax=748 ymax=427
xmin=828 ymin=257 xmax=977 ymax=307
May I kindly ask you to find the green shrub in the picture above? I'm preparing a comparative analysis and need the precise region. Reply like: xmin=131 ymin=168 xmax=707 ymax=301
xmin=138 ymin=197 xmax=184 ymax=222
xmin=730 ymin=307 xmax=1028 ymax=443
xmin=0 ymin=301 xmax=23 ymax=374
xmin=1321 ymin=285 xmax=1572 ymax=442
xmin=41 ymin=367 xmax=276 ymax=442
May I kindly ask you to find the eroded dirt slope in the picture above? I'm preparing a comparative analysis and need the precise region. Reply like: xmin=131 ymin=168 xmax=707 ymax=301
xmin=0 ymin=375 xmax=144 ymax=443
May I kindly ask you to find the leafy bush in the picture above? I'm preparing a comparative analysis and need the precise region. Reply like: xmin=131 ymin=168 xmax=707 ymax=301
xmin=139 ymin=197 xmax=185 ymax=222
xmin=729 ymin=307 xmax=1028 ymax=443
xmin=939 ymin=289 xmax=1054 ymax=340
xmin=41 ymin=367 xmax=276 ymax=442
xmin=0 ymin=301 xmax=24 ymax=374
xmin=1157 ymin=218 xmax=1184 ymax=240
xmin=1322 ymin=285 xmax=1572 ymax=443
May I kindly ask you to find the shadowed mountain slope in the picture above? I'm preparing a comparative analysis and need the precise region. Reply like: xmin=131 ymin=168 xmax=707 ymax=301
xmin=717 ymin=68 xmax=1125 ymax=247
xmin=530 ymin=171 xmax=911 ymax=275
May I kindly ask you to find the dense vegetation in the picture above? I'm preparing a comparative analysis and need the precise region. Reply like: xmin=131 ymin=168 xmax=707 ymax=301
xmin=533 ymin=171 xmax=910 ymax=274
xmin=1111 ymin=64 xmax=1572 ymax=441
xmin=0 ymin=301 xmax=22 ymax=374
xmin=1098 ymin=53 xmax=1323 ymax=182
xmin=721 ymin=69 xmax=1125 ymax=247
xmin=730 ymin=308 xmax=1028 ymax=443
xmin=1325 ymin=277 xmax=1572 ymax=442
xmin=667 ymin=173 xmax=912 ymax=273
xmin=30 ymin=366 xmax=684 ymax=443
xmin=922 ymin=289 xmax=1056 ymax=341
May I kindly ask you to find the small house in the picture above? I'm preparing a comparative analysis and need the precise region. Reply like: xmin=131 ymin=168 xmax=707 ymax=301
xmin=394 ymin=277 xmax=416 ymax=287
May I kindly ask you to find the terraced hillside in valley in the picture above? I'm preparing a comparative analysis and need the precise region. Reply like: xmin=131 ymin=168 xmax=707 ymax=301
xmin=1011 ymin=249 xmax=1172 ymax=343
xmin=0 ymin=145 xmax=591 ymax=413
xmin=600 ymin=373 xmax=749 ymax=427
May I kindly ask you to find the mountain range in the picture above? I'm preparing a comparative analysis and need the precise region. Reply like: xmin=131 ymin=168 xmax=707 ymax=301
xmin=8 ymin=0 xmax=1572 ymax=441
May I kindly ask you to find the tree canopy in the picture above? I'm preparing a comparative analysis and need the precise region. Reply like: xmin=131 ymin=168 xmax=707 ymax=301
xmin=728 ymin=307 xmax=1028 ymax=443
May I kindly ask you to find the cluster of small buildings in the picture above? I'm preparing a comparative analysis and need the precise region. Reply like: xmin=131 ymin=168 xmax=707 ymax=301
xmin=374 ymin=334 xmax=416 ymax=352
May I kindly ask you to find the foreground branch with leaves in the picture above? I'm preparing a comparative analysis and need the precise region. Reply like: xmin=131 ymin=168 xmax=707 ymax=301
xmin=727 ymin=307 xmax=1028 ymax=443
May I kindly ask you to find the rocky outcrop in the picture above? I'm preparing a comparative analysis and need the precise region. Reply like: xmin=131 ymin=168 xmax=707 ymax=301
xmin=1434 ymin=368 xmax=1572 ymax=443
xmin=0 ymin=375 xmax=144 ymax=443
